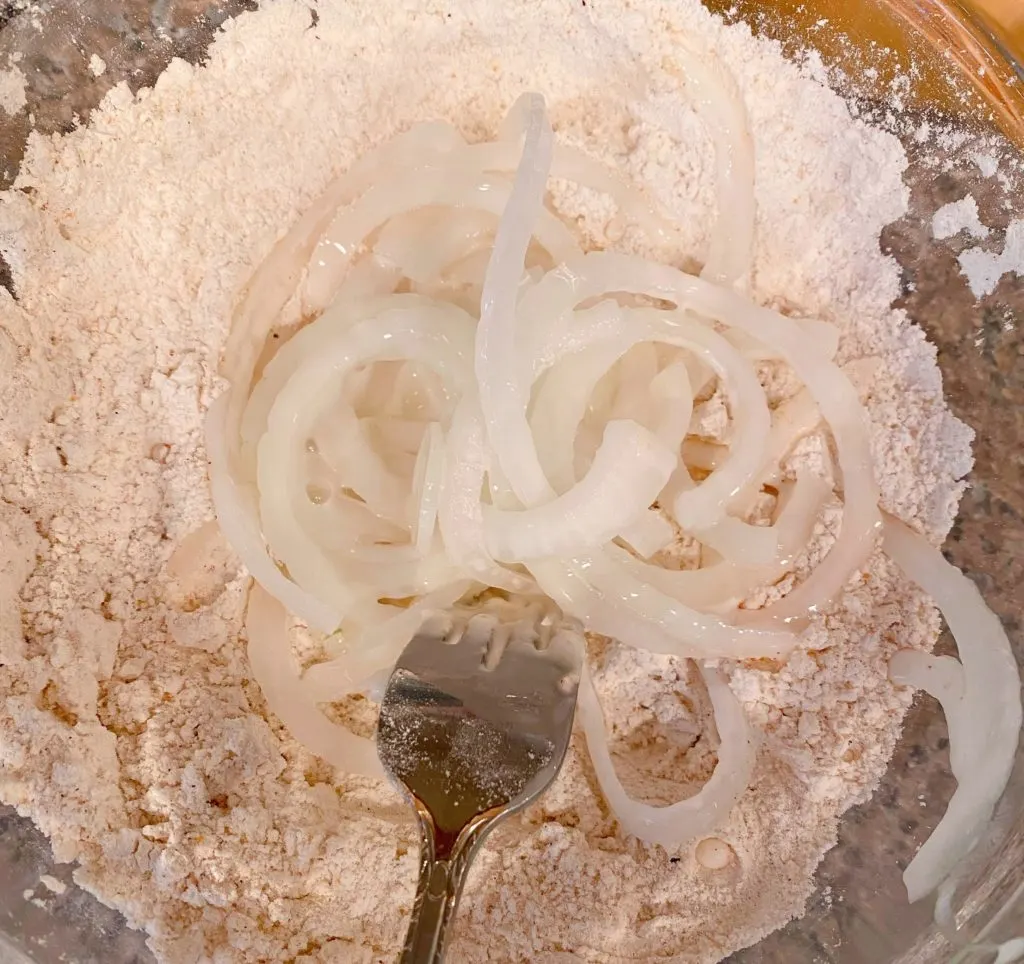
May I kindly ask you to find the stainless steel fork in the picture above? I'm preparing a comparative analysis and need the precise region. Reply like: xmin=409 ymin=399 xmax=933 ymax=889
xmin=376 ymin=605 xmax=583 ymax=964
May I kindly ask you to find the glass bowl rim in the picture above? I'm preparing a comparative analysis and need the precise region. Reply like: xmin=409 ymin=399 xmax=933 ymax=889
xmin=898 ymin=0 xmax=1024 ymax=145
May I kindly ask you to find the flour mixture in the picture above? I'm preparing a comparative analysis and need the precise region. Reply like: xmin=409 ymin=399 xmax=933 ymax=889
xmin=0 ymin=0 xmax=987 ymax=961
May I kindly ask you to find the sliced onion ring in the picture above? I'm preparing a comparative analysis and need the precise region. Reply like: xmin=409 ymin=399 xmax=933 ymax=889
xmin=577 ymin=655 xmax=756 ymax=847
xmin=883 ymin=516 xmax=1022 ymax=902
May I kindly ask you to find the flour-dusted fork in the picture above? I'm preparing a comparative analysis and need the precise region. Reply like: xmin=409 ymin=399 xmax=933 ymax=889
xmin=376 ymin=605 xmax=583 ymax=964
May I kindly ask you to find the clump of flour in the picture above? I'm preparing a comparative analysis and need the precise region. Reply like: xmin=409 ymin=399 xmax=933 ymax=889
xmin=0 ymin=64 xmax=27 ymax=115
xmin=0 ymin=1 xmax=973 ymax=961
xmin=958 ymin=220 xmax=1024 ymax=298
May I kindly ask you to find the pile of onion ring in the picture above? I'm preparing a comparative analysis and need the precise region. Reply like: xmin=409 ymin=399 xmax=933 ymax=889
xmin=203 ymin=75 xmax=1021 ymax=904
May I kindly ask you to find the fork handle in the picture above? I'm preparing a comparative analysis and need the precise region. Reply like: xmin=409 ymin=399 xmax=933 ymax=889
xmin=400 ymin=857 xmax=460 ymax=963
xmin=400 ymin=813 xmax=490 ymax=963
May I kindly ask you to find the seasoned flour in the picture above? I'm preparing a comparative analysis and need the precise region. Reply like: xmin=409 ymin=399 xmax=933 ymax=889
xmin=0 ymin=0 xmax=973 ymax=961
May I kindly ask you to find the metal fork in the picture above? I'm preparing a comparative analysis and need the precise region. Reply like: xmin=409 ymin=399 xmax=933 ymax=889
xmin=376 ymin=604 xmax=583 ymax=964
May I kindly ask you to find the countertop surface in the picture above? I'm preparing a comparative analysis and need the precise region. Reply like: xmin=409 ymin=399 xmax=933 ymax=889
xmin=0 ymin=2 xmax=1021 ymax=963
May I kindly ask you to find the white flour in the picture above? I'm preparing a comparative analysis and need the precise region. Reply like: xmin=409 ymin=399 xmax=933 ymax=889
xmin=0 ymin=1 xmax=974 ymax=962
xmin=0 ymin=64 xmax=26 ymax=115
xmin=933 ymin=196 xmax=989 ymax=241
xmin=958 ymin=219 xmax=1024 ymax=298
xmin=911 ymin=120 xmax=1024 ymax=299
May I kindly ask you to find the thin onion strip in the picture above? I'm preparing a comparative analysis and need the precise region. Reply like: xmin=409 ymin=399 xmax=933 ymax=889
xmin=577 ymin=658 xmax=756 ymax=846
xmin=883 ymin=516 xmax=1022 ymax=902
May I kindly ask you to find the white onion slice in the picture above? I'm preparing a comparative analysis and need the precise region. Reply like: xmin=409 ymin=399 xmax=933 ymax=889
xmin=476 ymin=93 xmax=558 ymax=509
xmin=692 ymin=515 xmax=780 ymax=567
xmin=611 ymin=471 xmax=828 ymax=614
xmin=883 ymin=516 xmax=1022 ymax=902
xmin=650 ymin=359 xmax=694 ymax=450
xmin=246 ymin=584 xmax=383 ymax=777
xmin=436 ymin=396 xmax=534 ymax=593
xmin=257 ymin=311 xmax=474 ymax=604
xmin=470 ymin=136 xmax=680 ymax=245
xmin=611 ymin=343 xmax=662 ymax=422
xmin=681 ymin=350 xmax=717 ymax=399
xmin=306 ymin=167 xmax=578 ymax=317
xmin=614 ymin=550 xmax=765 ymax=615
xmin=263 ymin=472 xmax=450 ymax=606
xmin=292 ymin=501 xmax=409 ymax=574
xmin=994 ymin=939 xmax=1024 ymax=964
xmin=241 ymin=293 xmax=440 ymax=456
xmin=313 ymin=405 xmax=409 ymax=523
xmin=618 ymin=511 xmax=676 ymax=559
xmin=411 ymin=422 xmax=445 ymax=555
xmin=640 ymin=311 xmax=771 ymax=530
xmin=221 ymin=123 xmax=465 ymax=457
xmin=386 ymin=363 xmax=451 ymax=422
xmin=754 ymin=388 xmax=823 ymax=491
xmin=724 ymin=318 xmax=840 ymax=362
xmin=374 ymin=207 xmax=496 ymax=284
xmin=774 ymin=471 xmax=833 ymax=563
xmin=530 ymin=339 xmax=638 ymax=494
xmin=483 ymin=420 xmax=676 ymax=563
xmin=523 ymin=251 xmax=880 ymax=619
xmin=205 ymin=95 xmax=1021 ymax=900
xmin=530 ymin=551 xmax=795 ymax=660
xmin=577 ymin=658 xmax=756 ymax=846
xmin=332 ymin=256 xmax=403 ymax=304
xmin=889 ymin=650 xmax=966 ymax=706
xmin=206 ymin=394 xmax=342 ymax=633
xmin=800 ymin=318 xmax=841 ymax=361
xmin=528 ymin=304 xmax=770 ymax=530
xmin=365 ymin=416 xmax=428 ymax=461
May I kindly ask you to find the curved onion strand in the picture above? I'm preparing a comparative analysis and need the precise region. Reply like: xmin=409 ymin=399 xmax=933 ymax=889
xmin=246 ymin=584 xmax=383 ymax=777
xmin=530 ymin=552 xmax=795 ymax=660
xmin=375 ymin=207 xmax=497 ymax=283
xmin=476 ymin=93 xmax=559 ymax=508
xmin=471 ymin=137 xmax=680 ymax=244
xmin=618 ymin=511 xmax=676 ymax=559
xmin=483 ymin=420 xmax=676 ymax=562
xmin=221 ymin=122 xmax=465 ymax=461
xmin=578 ymin=658 xmax=756 ymax=846
xmin=307 ymin=167 xmax=578 ymax=317
xmin=645 ymin=313 xmax=770 ymax=529
xmin=530 ymin=339 xmax=639 ymax=493
xmin=313 ymin=406 xmax=409 ymax=523
xmin=883 ymin=516 xmax=1022 ymax=902
xmin=650 ymin=359 xmax=695 ymax=450
xmin=612 ymin=471 xmax=829 ymax=613
xmin=692 ymin=515 xmax=780 ymax=567
xmin=206 ymin=394 xmax=343 ymax=633
xmin=436 ymin=396 xmax=535 ymax=593
xmin=523 ymin=251 xmax=879 ymax=619
xmin=411 ymin=422 xmax=446 ymax=555
xmin=257 ymin=312 xmax=474 ymax=604
xmin=890 ymin=650 xmax=966 ymax=707
xmin=241 ymin=294 xmax=441 ymax=456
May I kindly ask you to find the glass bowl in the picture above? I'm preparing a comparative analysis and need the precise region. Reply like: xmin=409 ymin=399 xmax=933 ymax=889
xmin=0 ymin=1 xmax=1020 ymax=962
